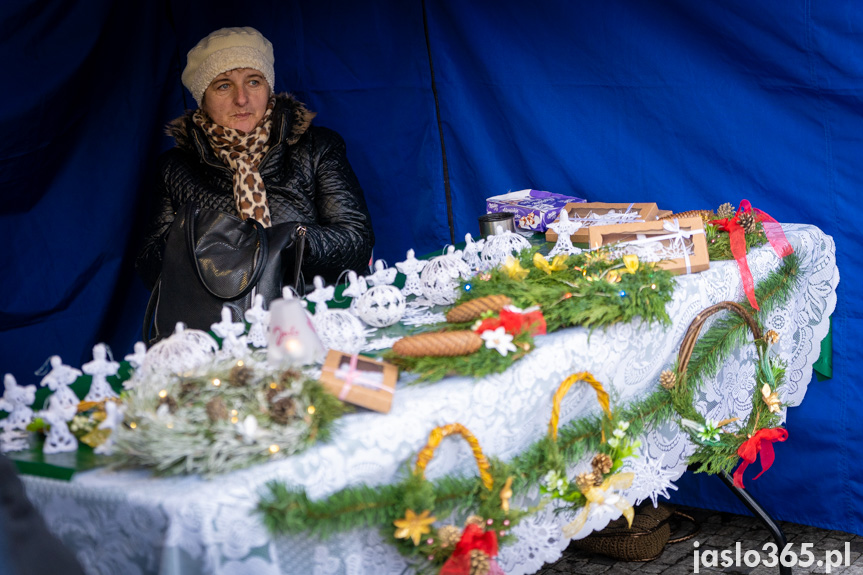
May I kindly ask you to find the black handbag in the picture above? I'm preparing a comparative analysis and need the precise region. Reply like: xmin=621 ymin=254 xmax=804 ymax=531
xmin=143 ymin=202 xmax=306 ymax=343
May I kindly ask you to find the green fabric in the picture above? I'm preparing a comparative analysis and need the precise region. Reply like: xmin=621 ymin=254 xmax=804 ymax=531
xmin=813 ymin=317 xmax=833 ymax=381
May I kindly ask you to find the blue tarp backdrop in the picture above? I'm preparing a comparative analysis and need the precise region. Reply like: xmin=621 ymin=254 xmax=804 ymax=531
xmin=0 ymin=1 xmax=859 ymax=535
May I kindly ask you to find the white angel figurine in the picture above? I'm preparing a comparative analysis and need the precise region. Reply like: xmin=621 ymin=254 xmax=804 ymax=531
xmin=461 ymin=233 xmax=486 ymax=272
xmin=82 ymin=343 xmax=120 ymax=402
xmin=245 ymin=294 xmax=270 ymax=348
xmin=40 ymin=356 xmax=82 ymax=420
xmin=366 ymin=259 xmax=398 ymax=287
xmin=0 ymin=374 xmax=37 ymax=431
xmin=211 ymin=306 xmax=249 ymax=359
xmin=122 ymin=342 xmax=148 ymax=390
xmin=395 ymin=249 xmax=426 ymax=297
xmin=94 ymin=400 xmax=126 ymax=455
xmin=40 ymin=409 xmax=78 ymax=454
xmin=305 ymin=276 xmax=335 ymax=315
xmin=547 ymin=209 xmax=584 ymax=257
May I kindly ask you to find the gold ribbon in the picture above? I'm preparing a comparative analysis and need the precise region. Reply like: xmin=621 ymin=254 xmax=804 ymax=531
xmin=561 ymin=472 xmax=635 ymax=538
xmin=533 ymin=253 xmax=569 ymax=275
xmin=502 ymin=256 xmax=529 ymax=280
xmin=415 ymin=423 xmax=494 ymax=491
xmin=549 ymin=372 xmax=612 ymax=441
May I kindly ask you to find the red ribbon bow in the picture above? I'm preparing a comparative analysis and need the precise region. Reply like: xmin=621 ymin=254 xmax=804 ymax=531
xmin=709 ymin=200 xmax=793 ymax=310
xmin=440 ymin=524 xmax=499 ymax=575
xmin=732 ymin=427 xmax=789 ymax=489
xmin=474 ymin=307 xmax=547 ymax=337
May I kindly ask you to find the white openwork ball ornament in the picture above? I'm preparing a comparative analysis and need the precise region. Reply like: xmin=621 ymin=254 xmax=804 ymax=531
xmin=354 ymin=284 xmax=407 ymax=327
xmin=480 ymin=224 xmax=532 ymax=269
xmin=312 ymin=309 xmax=367 ymax=355
xmin=420 ymin=246 xmax=472 ymax=306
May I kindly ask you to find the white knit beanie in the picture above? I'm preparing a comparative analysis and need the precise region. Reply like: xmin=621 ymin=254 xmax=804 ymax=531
xmin=182 ymin=27 xmax=275 ymax=108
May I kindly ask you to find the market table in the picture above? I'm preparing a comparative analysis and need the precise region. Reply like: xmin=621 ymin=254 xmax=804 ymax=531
xmin=19 ymin=223 xmax=837 ymax=575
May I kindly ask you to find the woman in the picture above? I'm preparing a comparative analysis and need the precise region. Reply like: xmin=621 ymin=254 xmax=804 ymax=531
xmin=136 ymin=26 xmax=375 ymax=299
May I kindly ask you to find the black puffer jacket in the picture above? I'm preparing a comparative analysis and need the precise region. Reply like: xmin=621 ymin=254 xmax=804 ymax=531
xmin=136 ymin=94 xmax=374 ymax=288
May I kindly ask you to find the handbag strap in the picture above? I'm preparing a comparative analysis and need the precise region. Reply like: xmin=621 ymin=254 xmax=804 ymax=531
xmin=184 ymin=202 xmax=269 ymax=300
xmin=292 ymin=225 xmax=307 ymax=294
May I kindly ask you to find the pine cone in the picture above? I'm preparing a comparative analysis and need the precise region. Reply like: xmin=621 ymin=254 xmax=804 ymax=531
xmin=716 ymin=202 xmax=735 ymax=219
xmin=737 ymin=210 xmax=758 ymax=234
xmin=464 ymin=515 xmax=484 ymax=527
xmin=438 ymin=525 xmax=462 ymax=547
xmin=265 ymin=383 xmax=285 ymax=403
xmin=764 ymin=330 xmax=780 ymax=345
xmin=469 ymin=550 xmax=490 ymax=575
xmin=178 ymin=379 xmax=198 ymax=399
xmin=279 ymin=368 xmax=303 ymax=386
xmin=575 ymin=472 xmax=597 ymax=491
xmin=205 ymin=397 xmax=228 ymax=422
xmin=270 ymin=397 xmax=296 ymax=425
xmin=158 ymin=395 xmax=178 ymax=413
xmin=229 ymin=365 xmax=255 ymax=387
xmin=446 ymin=295 xmax=512 ymax=323
xmin=591 ymin=453 xmax=613 ymax=475
xmin=392 ymin=330 xmax=483 ymax=357
xmin=659 ymin=370 xmax=676 ymax=390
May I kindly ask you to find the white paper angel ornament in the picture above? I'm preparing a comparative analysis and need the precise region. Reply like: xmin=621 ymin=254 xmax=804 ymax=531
xmin=547 ymin=208 xmax=584 ymax=257
xmin=82 ymin=344 xmax=120 ymax=402
xmin=462 ymin=233 xmax=486 ymax=272
xmin=245 ymin=294 xmax=271 ymax=348
xmin=480 ymin=225 xmax=532 ymax=269
xmin=40 ymin=356 xmax=82 ymax=420
xmin=395 ymin=249 xmax=426 ymax=297
xmin=93 ymin=400 xmax=126 ymax=455
xmin=366 ymin=259 xmax=398 ymax=287
xmin=211 ymin=306 xmax=249 ymax=359
xmin=40 ymin=409 xmax=78 ymax=454
xmin=0 ymin=374 xmax=37 ymax=431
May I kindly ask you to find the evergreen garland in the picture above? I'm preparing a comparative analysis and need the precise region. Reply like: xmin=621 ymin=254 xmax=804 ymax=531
xmin=257 ymin=256 xmax=800 ymax=544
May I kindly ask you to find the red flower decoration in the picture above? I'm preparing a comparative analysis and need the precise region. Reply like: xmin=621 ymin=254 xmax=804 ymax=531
xmin=732 ymin=427 xmax=789 ymax=489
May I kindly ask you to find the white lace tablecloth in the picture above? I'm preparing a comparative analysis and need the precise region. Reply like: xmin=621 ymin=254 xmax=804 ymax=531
xmin=21 ymin=224 xmax=838 ymax=575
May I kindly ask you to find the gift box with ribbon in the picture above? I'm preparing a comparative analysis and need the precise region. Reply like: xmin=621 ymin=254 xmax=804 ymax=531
xmin=545 ymin=202 xmax=661 ymax=244
xmin=587 ymin=216 xmax=709 ymax=275
xmin=319 ymin=351 xmax=398 ymax=413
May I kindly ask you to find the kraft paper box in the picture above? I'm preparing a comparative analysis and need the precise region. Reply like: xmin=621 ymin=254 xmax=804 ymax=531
xmin=587 ymin=217 xmax=710 ymax=275
xmin=486 ymin=190 xmax=586 ymax=232
xmin=545 ymin=202 xmax=660 ymax=244
xmin=320 ymin=351 xmax=398 ymax=413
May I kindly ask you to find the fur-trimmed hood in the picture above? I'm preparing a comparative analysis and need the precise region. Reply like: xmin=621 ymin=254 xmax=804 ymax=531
xmin=165 ymin=93 xmax=317 ymax=151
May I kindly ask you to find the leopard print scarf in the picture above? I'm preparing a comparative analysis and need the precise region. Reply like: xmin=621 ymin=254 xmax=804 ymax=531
xmin=193 ymin=96 xmax=276 ymax=227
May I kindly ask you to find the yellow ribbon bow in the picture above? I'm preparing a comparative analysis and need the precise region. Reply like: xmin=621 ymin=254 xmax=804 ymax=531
xmin=561 ymin=472 xmax=635 ymax=539
xmin=502 ymin=255 xmax=529 ymax=280
xmin=532 ymin=253 xmax=569 ymax=275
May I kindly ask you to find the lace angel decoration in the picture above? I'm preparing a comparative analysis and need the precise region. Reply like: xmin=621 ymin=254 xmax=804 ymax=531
xmin=0 ymin=374 xmax=37 ymax=431
xmin=395 ymin=249 xmax=426 ymax=297
xmin=122 ymin=342 xmax=148 ymax=390
xmin=211 ymin=306 xmax=249 ymax=360
xmin=82 ymin=344 xmax=119 ymax=402
xmin=245 ymin=294 xmax=270 ymax=348
xmin=40 ymin=409 xmax=78 ymax=454
xmin=93 ymin=400 xmax=126 ymax=455
xmin=547 ymin=209 xmax=584 ymax=257
xmin=40 ymin=356 xmax=82 ymax=420
xmin=366 ymin=259 xmax=398 ymax=287
xmin=306 ymin=276 xmax=335 ymax=315
xmin=461 ymin=233 xmax=486 ymax=272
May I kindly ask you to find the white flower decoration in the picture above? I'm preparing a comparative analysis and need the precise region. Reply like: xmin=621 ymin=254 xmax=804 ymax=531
xmin=236 ymin=415 xmax=259 ymax=444
xmin=480 ymin=327 xmax=517 ymax=357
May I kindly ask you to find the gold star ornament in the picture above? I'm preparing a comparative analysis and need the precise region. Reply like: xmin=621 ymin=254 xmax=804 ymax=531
xmin=394 ymin=509 xmax=436 ymax=546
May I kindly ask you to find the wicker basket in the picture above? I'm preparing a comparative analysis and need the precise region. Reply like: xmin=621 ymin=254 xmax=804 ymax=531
xmin=571 ymin=503 xmax=673 ymax=561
